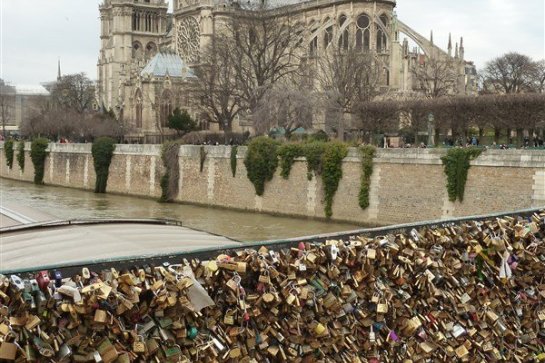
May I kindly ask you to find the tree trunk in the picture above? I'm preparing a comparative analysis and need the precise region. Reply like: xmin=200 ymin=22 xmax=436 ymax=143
xmin=494 ymin=128 xmax=501 ymax=145
xmin=221 ymin=120 xmax=232 ymax=133
xmin=516 ymin=128 xmax=524 ymax=147
xmin=434 ymin=128 xmax=441 ymax=147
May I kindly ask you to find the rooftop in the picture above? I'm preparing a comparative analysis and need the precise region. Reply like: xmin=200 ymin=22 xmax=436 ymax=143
xmin=14 ymin=84 xmax=50 ymax=96
xmin=140 ymin=51 xmax=196 ymax=78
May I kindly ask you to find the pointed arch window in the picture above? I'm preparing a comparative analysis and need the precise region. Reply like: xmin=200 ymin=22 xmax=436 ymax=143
xmin=309 ymin=28 xmax=318 ymax=56
xmin=132 ymin=41 xmax=143 ymax=59
xmin=355 ymin=14 xmax=370 ymax=51
xmin=146 ymin=42 xmax=157 ymax=57
xmin=376 ymin=26 xmax=387 ymax=52
xmin=338 ymin=15 xmax=349 ymax=50
xmin=323 ymin=26 xmax=333 ymax=49
xmin=135 ymin=89 xmax=143 ymax=129
xmin=380 ymin=14 xmax=388 ymax=27
xmin=160 ymin=90 xmax=172 ymax=127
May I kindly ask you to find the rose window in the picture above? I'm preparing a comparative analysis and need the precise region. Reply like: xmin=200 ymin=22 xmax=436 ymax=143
xmin=176 ymin=17 xmax=200 ymax=64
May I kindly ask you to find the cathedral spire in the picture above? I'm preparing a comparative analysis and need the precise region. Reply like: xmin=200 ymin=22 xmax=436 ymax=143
xmin=455 ymin=42 xmax=459 ymax=59
xmin=57 ymin=58 xmax=62 ymax=81
xmin=448 ymin=33 xmax=452 ymax=57
xmin=430 ymin=30 xmax=434 ymax=45
xmin=459 ymin=37 xmax=465 ymax=60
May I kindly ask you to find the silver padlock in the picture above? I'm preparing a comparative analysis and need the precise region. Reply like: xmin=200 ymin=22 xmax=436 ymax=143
xmin=10 ymin=275 xmax=25 ymax=290
xmin=57 ymin=343 xmax=72 ymax=362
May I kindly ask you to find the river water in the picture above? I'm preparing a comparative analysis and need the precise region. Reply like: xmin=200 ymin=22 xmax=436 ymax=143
xmin=0 ymin=178 xmax=361 ymax=241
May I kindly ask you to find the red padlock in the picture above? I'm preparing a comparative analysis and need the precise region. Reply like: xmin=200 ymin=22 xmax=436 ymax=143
xmin=35 ymin=271 xmax=50 ymax=292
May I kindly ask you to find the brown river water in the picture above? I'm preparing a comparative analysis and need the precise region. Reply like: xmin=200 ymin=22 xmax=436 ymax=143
xmin=0 ymin=178 xmax=361 ymax=241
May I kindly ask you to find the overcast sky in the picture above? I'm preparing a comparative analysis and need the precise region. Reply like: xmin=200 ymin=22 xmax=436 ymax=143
xmin=1 ymin=0 xmax=543 ymax=85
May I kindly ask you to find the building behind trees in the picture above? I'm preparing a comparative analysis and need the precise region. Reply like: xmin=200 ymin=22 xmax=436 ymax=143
xmin=96 ymin=0 xmax=476 ymax=142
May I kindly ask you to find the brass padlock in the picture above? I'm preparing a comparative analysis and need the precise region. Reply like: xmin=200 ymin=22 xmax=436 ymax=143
xmin=132 ymin=335 xmax=146 ymax=354
xmin=224 ymin=309 xmax=236 ymax=325
xmin=94 ymin=309 xmax=107 ymax=324
xmin=258 ymin=271 xmax=271 ymax=284
xmin=146 ymin=337 xmax=160 ymax=355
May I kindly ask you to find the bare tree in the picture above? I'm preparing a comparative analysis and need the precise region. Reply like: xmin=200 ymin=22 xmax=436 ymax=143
xmin=481 ymin=52 xmax=537 ymax=94
xmin=195 ymin=36 xmax=242 ymax=132
xmin=196 ymin=6 xmax=304 ymax=132
xmin=253 ymin=81 xmax=316 ymax=138
xmin=0 ymin=79 xmax=15 ymax=139
xmin=21 ymin=103 xmax=127 ymax=142
xmin=402 ymin=99 xmax=434 ymax=145
xmin=317 ymin=46 xmax=380 ymax=137
xmin=356 ymin=99 xmax=400 ymax=143
xmin=50 ymin=73 xmax=95 ymax=113
xmin=411 ymin=55 xmax=456 ymax=98
xmin=227 ymin=8 xmax=304 ymax=112
xmin=532 ymin=59 xmax=545 ymax=93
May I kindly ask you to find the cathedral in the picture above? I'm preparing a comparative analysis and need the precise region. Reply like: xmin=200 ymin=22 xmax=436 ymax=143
xmin=97 ymin=0 xmax=477 ymax=142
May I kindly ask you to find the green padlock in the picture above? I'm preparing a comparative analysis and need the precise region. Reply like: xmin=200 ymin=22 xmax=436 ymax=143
xmin=163 ymin=344 xmax=182 ymax=362
xmin=187 ymin=326 xmax=198 ymax=340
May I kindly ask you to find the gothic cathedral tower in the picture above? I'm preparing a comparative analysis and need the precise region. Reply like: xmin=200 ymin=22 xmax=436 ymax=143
xmin=97 ymin=0 xmax=168 ymax=116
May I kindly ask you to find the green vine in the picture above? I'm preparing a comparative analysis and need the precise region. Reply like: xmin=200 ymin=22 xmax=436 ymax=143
xmin=244 ymin=137 xmax=280 ymax=196
xmin=230 ymin=146 xmax=238 ymax=177
xmin=159 ymin=141 xmax=181 ymax=202
xmin=359 ymin=145 xmax=376 ymax=210
xmin=91 ymin=137 xmax=116 ymax=193
xmin=17 ymin=142 xmax=25 ymax=171
xmin=4 ymin=139 xmax=14 ymax=169
xmin=278 ymin=143 xmax=304 ymax=179
xmin=200 ymin=146 xmax=207 ymax=173
xmin=302 ymin=141 xmax=326 ymax=180
xmin=321 ymin=141 xmax=348 ymax=218
xmin=30 ymin=138 xmax=49 ymax=184
xmin=441 ymin=148 xmax=482 ymax=202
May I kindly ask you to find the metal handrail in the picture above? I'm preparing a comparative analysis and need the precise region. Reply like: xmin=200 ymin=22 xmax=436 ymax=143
xmin=1 ymin=207 xmax=542 ymax=276
xmin=0 ymin=217 xmax=183 ymax=235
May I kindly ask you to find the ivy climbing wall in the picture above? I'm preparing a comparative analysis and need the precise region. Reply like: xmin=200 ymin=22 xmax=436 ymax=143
xmin=1 ymin=143 xmax=544 ymax=225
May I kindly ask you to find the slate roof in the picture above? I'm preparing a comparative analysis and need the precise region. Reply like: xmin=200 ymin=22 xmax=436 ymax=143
xmin=140 ymin=52 xmax=196 ymax=79
xmin=14 ymin=85 xmax=49 ymax=96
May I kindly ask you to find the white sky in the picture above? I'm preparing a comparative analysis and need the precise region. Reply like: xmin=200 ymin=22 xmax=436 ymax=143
xmin=1 ymin=0 xmax=544 ymax=86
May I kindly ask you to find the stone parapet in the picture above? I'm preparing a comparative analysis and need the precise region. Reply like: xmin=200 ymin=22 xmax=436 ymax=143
xmin=1 ymin=142 xmax=543 ymax=225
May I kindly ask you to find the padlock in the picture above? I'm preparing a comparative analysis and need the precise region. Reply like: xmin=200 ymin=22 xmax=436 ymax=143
xmin=32 ymin=335 xmax=54 ymax=358
xmin=9 ymin=275 xmax=25 ymax=290
xmin=258 ymin=270 xmax=270 ymax=284
xmin=163 ymin=344 xmax=182 ymax=362
xmin=94 ymin=309 xmax=108 ymax=324
xmin=132 ymin=335 xmax=146 ymax=354
xmin=146 ymin=337 xmax=160 ymax=355
xmin=25 ymin=343 xmax=38 ymax=361
xmin=35 ymin=271 xmax=50 ymax=292
xmin=57 ymin=343 xmax=72 ymax=362
xmin=224 ymin=309 xmax=236 ymax=325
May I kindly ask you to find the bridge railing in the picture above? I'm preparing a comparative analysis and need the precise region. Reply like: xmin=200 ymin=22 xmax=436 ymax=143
xmin=2 ymin=207 xmax=543 ymax=276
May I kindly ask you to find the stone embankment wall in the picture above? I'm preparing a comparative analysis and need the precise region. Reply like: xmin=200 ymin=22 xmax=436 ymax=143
xmin=1 ymin=143 xmax=544 ymax=225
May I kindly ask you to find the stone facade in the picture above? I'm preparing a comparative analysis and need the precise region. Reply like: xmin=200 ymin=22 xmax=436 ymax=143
xmin=2 ymin=143 xmax=543 ymax=225
xmin=97 ymin=0 xmax=477 ymax=140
